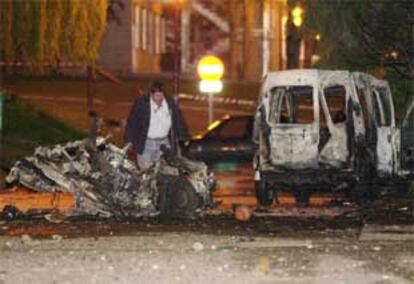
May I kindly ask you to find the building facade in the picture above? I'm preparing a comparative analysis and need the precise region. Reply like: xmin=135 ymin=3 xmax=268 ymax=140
xmin=99 ymin=0 xmax=167 ymax=74
xmin=98 ymin=0 xmax=290 ymax=81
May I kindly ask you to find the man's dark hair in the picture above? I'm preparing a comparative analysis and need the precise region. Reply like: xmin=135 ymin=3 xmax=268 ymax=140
xmin=150 ymin=81 xmax=165 ymax=93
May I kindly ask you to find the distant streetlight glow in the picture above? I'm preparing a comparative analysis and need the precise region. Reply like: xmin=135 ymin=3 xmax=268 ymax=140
xmin=291 ymin=6 xmax=303 ymax=27
xmin=315 ymin=33 xmax=321 ymax=41
xmin=390 ymin=50 xmax=399 ymax=59
xmin=197 ymin=55 xmax=225 ymax=125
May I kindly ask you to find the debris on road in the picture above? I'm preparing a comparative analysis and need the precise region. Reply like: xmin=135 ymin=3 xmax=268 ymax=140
xmin=234 ymin=205 xmax=252 ymax=221
xmin=359 ymin=224 xmax=414 ymax=241
xmin=252 ymin=205 xmax=359 ymax=218
xmin=192 ymin=241 xmax=204 ymax=252
xmin=255 ymin=256 xmax=270 ymax=275
xmin=44 ymin=212 xmax=66 ymax=223
xmin=236 ymin=238 xmax=313 ymax=249
xmin=4 ymin=137 xmax=216 ymax=218
xmin=21 ymin=234 xmax=40 ymax=246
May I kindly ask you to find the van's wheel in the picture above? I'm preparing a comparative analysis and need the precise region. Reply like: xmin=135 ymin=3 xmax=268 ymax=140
xmin=292 ymin=188 xmax=310 ymax=206
xmin=157 ymin=175 xmax=199 ymax=217
xmin=348 ymin=182 xmax=378 ymax=205
xmin=255 ymin=178 xmax=274 ymax=207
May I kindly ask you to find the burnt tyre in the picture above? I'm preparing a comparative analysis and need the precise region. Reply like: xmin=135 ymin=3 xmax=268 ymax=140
xmin=348 ymin=178 xmax=409 ymax=205
xmin=157 ymin=175 xmax=200 ymax=217
xmin=255 ymin=177 xmax=275 ymax=207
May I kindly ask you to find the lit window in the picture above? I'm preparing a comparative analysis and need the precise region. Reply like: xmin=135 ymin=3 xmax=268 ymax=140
xmin=161 ymin=18 xmax=166 ymax=53
xmin=142 ymin=8 xmax=147 ymax=50
xmin=155 ymin=14 xmax=161 ymax=54
xmin=148 ymin=12 xmax=154 ymax=54
xmin=134 ymin=5 xmax=140 ymax=49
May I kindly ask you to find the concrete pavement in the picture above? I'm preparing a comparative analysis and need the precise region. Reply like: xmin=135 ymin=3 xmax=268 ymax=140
xmin=0 ymin=231 xmax=413 ymax=284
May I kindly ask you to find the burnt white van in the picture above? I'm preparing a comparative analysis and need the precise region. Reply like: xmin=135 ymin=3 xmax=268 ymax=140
xmin=253 ymin=69 xmax=413 ymax=205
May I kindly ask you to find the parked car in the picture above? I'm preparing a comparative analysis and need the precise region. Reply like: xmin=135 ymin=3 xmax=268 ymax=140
xmin=183 ymin=115 xmax=255 ymax=162
xmin=253 ymin=69 xmax=413 ymax=206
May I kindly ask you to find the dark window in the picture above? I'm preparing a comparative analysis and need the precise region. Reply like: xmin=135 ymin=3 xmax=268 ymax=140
xmin=377 ymin=88 xmax=392 ymax=126
xmin=371 ymin=91 xmax=384 ymax=126
xmin=369 ymin=87 xmax=392 ymax=127
xmin=356 ymin=87 xmax=369 ymax=125
xmin=323 ymin=85 xmax=347 ymax=124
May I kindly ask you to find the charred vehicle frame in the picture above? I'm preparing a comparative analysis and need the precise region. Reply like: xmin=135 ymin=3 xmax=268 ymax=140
xmin=5 ymin=136 xmax=216 ymax=218
xmin=253 ymin=69 xmax=413 ymax=206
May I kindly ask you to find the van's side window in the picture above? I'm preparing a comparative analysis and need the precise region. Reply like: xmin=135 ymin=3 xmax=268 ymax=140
xmin=375 ymin=87 xmax=392 ymax=126
xmin=323 ymin=85 xmax=347 ymax=124
xmin=355 ymin=87 xmax=369 ymax=126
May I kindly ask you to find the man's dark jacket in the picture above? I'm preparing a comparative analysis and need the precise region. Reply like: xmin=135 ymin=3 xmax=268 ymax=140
xmin=124 ymin=94 xmax=189 ymax=154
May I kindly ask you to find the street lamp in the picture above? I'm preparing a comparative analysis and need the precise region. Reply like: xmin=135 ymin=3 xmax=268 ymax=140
xmin=291 ymin=5 xmax=304 ymax=27
xmin=287 ymin=4 xmax=304 ymax=69
xmin=197 ymin=55 xmax=224 ymax=125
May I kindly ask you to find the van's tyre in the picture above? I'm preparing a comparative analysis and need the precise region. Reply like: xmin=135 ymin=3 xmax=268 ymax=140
xmin=157 ymin=175 xmax=199 ymax=217
xmin=348 ymin=182 xmax=378 ymax=205
xmin=255 ymin=179 xmax=274 ymax=207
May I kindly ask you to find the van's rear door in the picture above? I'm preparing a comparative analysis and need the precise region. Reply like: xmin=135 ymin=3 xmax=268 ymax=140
xmin=370 ymin=80 xmax=400 ymax=175
xmin=266 ymin=86 xmax=319 ymax=169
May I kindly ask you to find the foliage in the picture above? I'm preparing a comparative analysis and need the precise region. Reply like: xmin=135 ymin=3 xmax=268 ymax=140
xmin=386 ymin=71 xmax=413 ymax=117
xmin=0 ymin=0 xmax=108 ymax=69
xmin=304 ymin=0 xmax=413 ymax=80
xmin=303 ymin=0 xmax=413 ymax=115
xmin=1 ymin=95 xmax=85 ymax=170
xmin=3 ymin=96 xmax=85 ymax=145
xmin=409 ymin=181 xmax=414 ymax=196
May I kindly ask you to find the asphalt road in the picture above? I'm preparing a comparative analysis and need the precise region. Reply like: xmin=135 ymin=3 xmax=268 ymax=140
xmin=0 ymin=223 xmax=413 ymax=284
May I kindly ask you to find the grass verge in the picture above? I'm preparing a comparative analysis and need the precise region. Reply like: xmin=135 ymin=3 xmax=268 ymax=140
xmin=1 ymin=95 xmax=86 ymax=171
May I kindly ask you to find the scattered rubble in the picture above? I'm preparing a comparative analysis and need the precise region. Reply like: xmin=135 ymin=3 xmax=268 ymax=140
xmin=21 ymin=234 xmax=40 ymax=246
xmin=234 ymin=205 xmax=252 ymax=221
xmin=192 ymin=241 xmax=204 ymax=252
xmin=359 ymin=224 xmax=414 ymax=241
xmin=255 ymin=256 xmax=270 ymax=275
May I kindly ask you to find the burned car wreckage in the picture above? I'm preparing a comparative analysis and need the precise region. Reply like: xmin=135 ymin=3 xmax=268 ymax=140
xmin=254 ymin=69 xmax=413 ymax=205
xmin=5 ymin=136 xmax=216 ymax=218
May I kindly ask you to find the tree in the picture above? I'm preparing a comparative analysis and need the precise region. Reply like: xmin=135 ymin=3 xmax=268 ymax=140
xmin=0 ymin=0 xmax=108 ymax=70
xmin=305 ymin=0 xmax=413 ymax=80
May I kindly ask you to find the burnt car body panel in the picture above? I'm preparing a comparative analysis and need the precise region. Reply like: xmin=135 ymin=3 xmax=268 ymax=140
xmin=184 ymin=115 xmax=255 ymax=162
xmin=254 ymin=69 xmax=413 ymax=205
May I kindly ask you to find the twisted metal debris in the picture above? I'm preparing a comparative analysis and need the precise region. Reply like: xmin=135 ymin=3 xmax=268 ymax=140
xmin=6 ymin=137 xmax=216 ymax=218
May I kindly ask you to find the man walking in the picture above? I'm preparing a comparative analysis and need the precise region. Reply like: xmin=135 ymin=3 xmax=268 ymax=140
xmin=124 ymin=81 xmax=189 ymax=169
